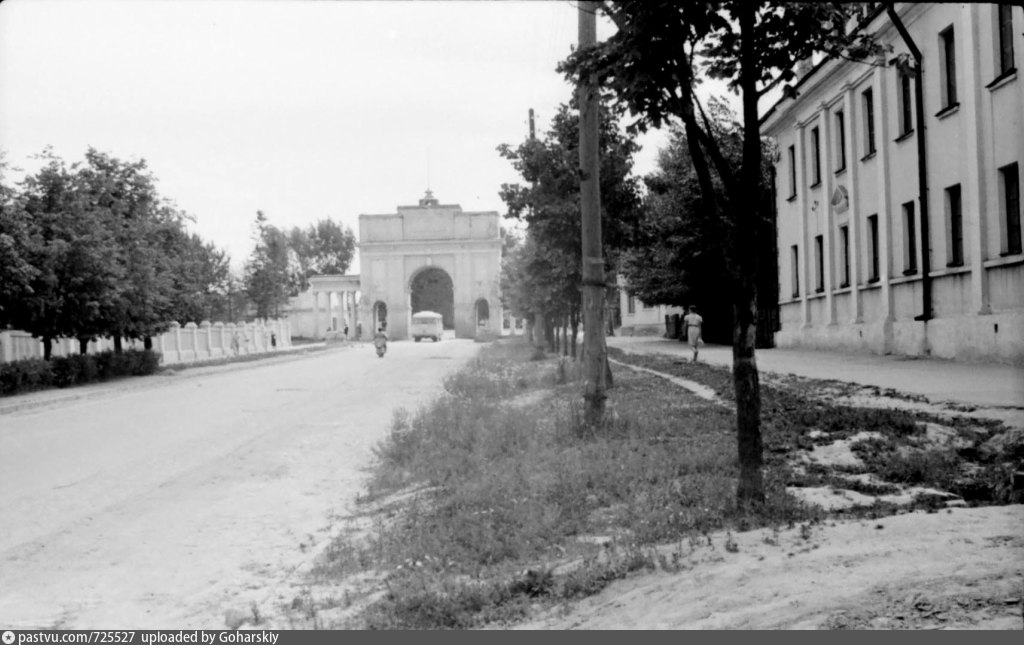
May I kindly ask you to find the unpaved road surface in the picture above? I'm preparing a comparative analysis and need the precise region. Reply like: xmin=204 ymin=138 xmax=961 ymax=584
xmin=0 ymin=340 xmax=479 ymax=628
xmin=514 ymin=506 xmax=1024 ymax=630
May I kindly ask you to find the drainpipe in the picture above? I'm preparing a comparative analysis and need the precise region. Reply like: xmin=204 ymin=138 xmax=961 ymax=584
xmin=886 ymin=4 xmax=932 ymax=323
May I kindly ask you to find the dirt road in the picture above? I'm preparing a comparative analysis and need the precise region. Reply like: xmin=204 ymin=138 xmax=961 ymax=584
xmin=0 ymin=340 xmax=479 ymax=628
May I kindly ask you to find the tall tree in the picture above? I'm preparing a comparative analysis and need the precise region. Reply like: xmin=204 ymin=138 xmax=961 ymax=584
xmin=562 ymin=2 xmax=883 ymax=504
xmin=12 ymin=150 xmax=123 ymax=358
xmin=76 ymin=149 xmax=179 ymax=350
xmin=0 ymin=154 xmax=37 ymax=324
xmin=497 ymin=98 xmax=641 ymax=356
xmin=244 ymin=211 xmax=291 ymax=318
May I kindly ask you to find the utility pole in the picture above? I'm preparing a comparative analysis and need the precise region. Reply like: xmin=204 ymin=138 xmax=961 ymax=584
xmin=578 ymin=0 xmax=607 ymax=427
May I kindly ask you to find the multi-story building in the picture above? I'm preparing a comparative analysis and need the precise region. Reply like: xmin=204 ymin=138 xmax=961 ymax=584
xmin=763 ymin=3 xmax=1023 ymax=364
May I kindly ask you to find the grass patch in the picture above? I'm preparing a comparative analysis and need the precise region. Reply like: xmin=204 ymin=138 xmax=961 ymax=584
xmin=313 ymin=343 xmax=1020 ymax=628
xmin=322 ymin=342 xmax=818 ymax=628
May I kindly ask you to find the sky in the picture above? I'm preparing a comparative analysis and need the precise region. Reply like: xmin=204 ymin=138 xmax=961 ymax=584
xmin=0 ymin=0 xmax=728 ymax=273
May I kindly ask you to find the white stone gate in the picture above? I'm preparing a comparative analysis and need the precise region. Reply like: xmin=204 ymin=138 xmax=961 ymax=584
xmin=357 ymin=191 xmax=502 ymax=341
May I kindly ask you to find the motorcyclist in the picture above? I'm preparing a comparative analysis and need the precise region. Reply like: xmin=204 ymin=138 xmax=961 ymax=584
xmin=373 ymin=327 xmax=388 ymax=357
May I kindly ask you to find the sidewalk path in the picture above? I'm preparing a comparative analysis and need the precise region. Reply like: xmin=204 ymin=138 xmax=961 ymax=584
xmin=608 ymin=336 xmax=1024 ymax=410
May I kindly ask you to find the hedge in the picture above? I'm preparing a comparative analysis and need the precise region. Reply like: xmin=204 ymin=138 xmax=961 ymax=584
xmin=0 ymin=349 xmax=161 ymax=396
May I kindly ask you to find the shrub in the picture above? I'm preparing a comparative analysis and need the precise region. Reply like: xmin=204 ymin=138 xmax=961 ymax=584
xmin=0 ymin=358 xmax=54 ymax=395
xmin=0 ymin=349 xmax=161 ymax=396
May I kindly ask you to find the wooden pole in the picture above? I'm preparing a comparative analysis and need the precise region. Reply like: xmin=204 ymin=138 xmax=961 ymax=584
xmin=578 ymin=1 xmax=607 ymax=427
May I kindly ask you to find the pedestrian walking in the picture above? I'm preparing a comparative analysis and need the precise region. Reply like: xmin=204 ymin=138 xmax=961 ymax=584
xmin=682 ymin=305 xmax=703 ymax=362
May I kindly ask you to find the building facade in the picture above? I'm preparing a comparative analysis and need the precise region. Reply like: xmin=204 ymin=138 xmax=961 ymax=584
xmin=616 ymin=276 xmax=685 ymax=336
xmin=763 ymin=3 xmax=1023 ymax=364
xmin=357 ymin=191 xmax=502 ymax=341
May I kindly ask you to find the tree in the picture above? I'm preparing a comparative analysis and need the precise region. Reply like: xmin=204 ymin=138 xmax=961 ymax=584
xmin=0 ymin=154 xmax=38 ymax=325
xmin=497 ymin=98 xmax=641 ymax=357
xmin=244 ymin=211 xmax=291 ymax=318
xmin=287 ymin=218 xmax=357 ymax=293
xmin=622 ymin=101 xmax=778 ymax=345
xmin=75 ymin=148 xmax=180 ymax=351
xmin=11 ymin=150 xmax=123 ymax=358
xmin=562 ymin=2 xmax=883 ymax=504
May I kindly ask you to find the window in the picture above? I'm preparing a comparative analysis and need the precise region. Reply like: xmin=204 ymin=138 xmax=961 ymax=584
xmin=946 ymin=184 xmax=964 ymax=266
xmin=998 ymin=4 xmax=1015 ymax=76
xmin=903 ymin=201 xmax=918 ymax=275
xmin=627 ymin=294 xmax=636 ymax=314
xmin=835 ymin=111 xmax=846 ymax=172
xmin=862 ymin=88 xmax=876 ymax=155
xmin=839 ymin=224 xmax=851 ymax=287
xmin=791 ymin=245 xmax=800 ymax=297
xmin=814 ymin=235 xmax=825 ymax=292
xmin=939 ymin=26 xmax=958 ymax=109
xmin=868 ymin=214 xmax=880 ymax=282
xmin=899 ymin=72 xmax=914 ymax=136
xmin=810 ymin=126 xmax=821 ymax=186
xmin=1001 ymin=163 xmax=1021 ymax=255
xmin=788 ymin=145 xmax=797 ymax=198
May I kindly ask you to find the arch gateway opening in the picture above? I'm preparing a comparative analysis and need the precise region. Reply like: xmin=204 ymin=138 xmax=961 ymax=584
xmin=410 ymin=267 xmax=454 ymax=330
xmin=356 ymin=192 xmax=502 ymax=340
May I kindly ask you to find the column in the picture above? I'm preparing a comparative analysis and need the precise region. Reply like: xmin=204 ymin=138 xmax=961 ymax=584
xmin=844 ymin=82 xmax=863 ymax=323
xmin=873 ymin=62 xmax=896 ymax=353
xmin=819 ymin=100 xmax=837 ymax=325
xmin=962 ymin=3 xmax=991 ymax=314
xmin=795 ymin=122 xmax=810 ymax=328
xmin=312 ymin=290 xmax=321 ymax=339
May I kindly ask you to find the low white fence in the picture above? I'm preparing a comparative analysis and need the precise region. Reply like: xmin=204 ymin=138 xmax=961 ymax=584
xmin=0 ymin=319 xmax=292 ymax=366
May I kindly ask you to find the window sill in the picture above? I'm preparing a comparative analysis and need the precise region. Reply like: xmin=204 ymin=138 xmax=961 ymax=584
xmin=867 ymin=277 xmax=880 ymax=285
xmin=834 ymin=166 xmax=847 ymax=177
xmin=945 ymin=260 xmax=964 ymax=269
xmin=998 ymin=248 xmax=1023 ymax=259
xmin=902 ymin=268 xmax=918 ymax=277
xmin=860 ymin=150 xmax=877 ymax=163
xmin=986 ymin=68 xmax=1017 ymax=91
xmin=985 ymin=254 xmax=1024 ymax=269
xmin=786 ymin=194 xmax=797 ymax=203
xmin=930 ymin=264 xmax=971 ymax=279
xmin=890 ymin=274 xmax=921 ymax=286
xmin=935 ymin=103 xmax=959 ymax=120
xmin=809 ymin=180 xmax=822 ymax=189
xmin=861 ymin=279 xmax=882 ymax=291
xmin=894 ymin=129 xmax=915 ymax=144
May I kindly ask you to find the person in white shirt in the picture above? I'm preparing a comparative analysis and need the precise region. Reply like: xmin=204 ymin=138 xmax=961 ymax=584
xmin=682 ymin=305 xmax=703 ymax=362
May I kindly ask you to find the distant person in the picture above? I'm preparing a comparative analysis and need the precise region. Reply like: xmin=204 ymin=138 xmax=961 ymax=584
xmin=343 ymin=324 xmax=349 ymax=339
xmin=682 ymin=305 xmax=703 ymax=362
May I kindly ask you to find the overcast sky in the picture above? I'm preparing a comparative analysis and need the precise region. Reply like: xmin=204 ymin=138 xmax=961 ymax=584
xmin=0 ymin=0 xmax=704 ymax=272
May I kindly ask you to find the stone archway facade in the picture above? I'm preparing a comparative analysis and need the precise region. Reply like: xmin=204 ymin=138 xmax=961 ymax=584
xmin=357 ymin=191 xmax=502 ymax=341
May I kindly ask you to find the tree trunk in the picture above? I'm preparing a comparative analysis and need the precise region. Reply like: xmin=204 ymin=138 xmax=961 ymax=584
xmin=43 ymin=337 xmax=53 ymax=361
xmin=78 ymin=337 xmax=89 ymax=355
xmin=114 ymin=335 xmax=123 ymax=353
xmin=524 ymin=317 xmax=534 ymax=345
xmin=562 ymin=315 xmax=569 ymax=357
xmin=144 ymin=336 xmax=153 ymax=351
xmin=734 ymin=3 xmax=765 ymax=505
xmin=570 ymin=307 xmax=579 ymax=360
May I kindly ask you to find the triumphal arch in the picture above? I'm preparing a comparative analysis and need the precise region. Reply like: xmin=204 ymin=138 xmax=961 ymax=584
xmin=356 ymin=191 xmax=502 ymax=341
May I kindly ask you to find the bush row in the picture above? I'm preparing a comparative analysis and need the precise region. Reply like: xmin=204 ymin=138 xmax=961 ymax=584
xmin=0 ymin=349 xmax=161 ymax=396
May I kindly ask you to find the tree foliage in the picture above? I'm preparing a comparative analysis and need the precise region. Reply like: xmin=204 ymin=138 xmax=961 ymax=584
xmin=497 ymin=99 xmax=641 ymax=350
xmin=0 ymin=148 xmax=237 ymax=356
